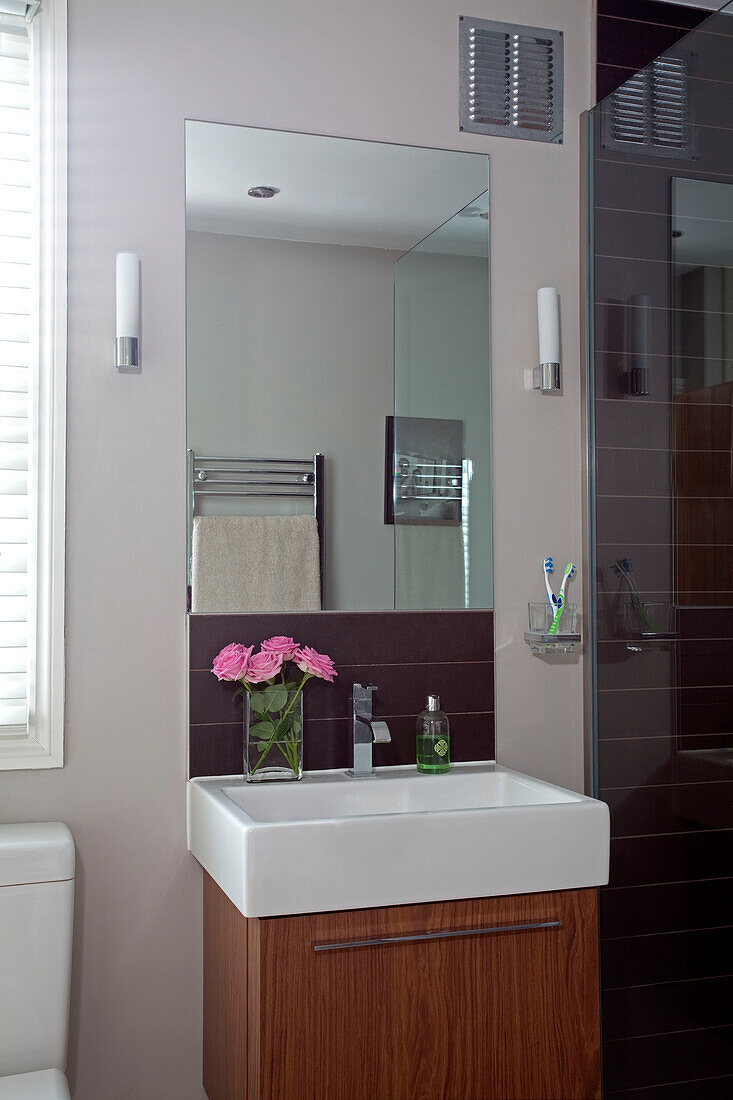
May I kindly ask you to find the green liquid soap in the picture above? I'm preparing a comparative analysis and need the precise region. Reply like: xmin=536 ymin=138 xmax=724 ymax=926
xmin=416 ymin=694 xmax=450 ymax=774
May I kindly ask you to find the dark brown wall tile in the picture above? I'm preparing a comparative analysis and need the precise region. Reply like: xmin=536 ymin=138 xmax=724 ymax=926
xmin=602 ymin=925 xmax=733 ymax=989
xmin=603 ymin=974 xmax=733 ymax=1043
xmin=603 ymin=781 xmax=733 ymax=836
xmin=191 ymin=660 xmax=493 ymax=727
xmin=610 ymin=829 xmax=733 ymax=888
xmin=188 ymin=610 xmax=495 ymax=777
xmin=598 ymin=1 xmax=706 ymax=32
xmin=601 ymin=877 xmax=733 ymax=939
xmin=189 ymin=610 xmax=493 ymax=670
xmin=597 ymin=13 xmax=700 ymax=72
xmin=604 ymin=1026 xmax=733 ymax=1094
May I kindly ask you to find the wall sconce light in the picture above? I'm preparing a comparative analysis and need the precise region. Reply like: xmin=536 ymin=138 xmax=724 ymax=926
xmin=534 ymin=286 xmax=561 ymax=393
xmin=115 ymin=252 xmax=139 ymax=370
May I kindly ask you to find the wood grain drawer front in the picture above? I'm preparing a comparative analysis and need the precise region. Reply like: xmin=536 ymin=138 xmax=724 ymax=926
xmin=246 ymin=889 xmax=601 ymax=1100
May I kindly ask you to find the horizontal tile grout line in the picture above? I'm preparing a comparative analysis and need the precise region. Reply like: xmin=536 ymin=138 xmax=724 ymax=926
xmin=604 ymin=922 xmax=733 ymax=945
xmin=598 ymin=60 xmax=733 ymax=90
xmin=604 ymin=873 xmax=733 ymax=891
xmin=189 ymin=659 xmax=495 ymax=673
xmin=596 ymin=348 xmax=733 ymax=362
xmin=598 ymin=493 xmax=733 ymax=499
xmin=603 ymin=787 xmax=733 ymax=805
xmin=595 ymin=203 xmax=733 ymax=226
xmin=605 ymin=972 xmax=733 ymax=994
xmin=600 ymin=636 xmax=733 ymax=642
xmin=609 ymin=826 xmax=733 ymax=841
xmin=599 ymin=683 xmax=733 ymax=693
xmin=599 ymin=735 xmax=733 ymax=744
xmin=594 ymin=302 xmax=733 ymax=317
xmin=602 ymin=780 xmax=733 ymax=792
xmin=596 ymin=251 xmax=710 ymax=266
xmin=189 ymin=710 xmax=496 ymax=728
xmin=595 ymin=394 xmax=733 ymax=405
xmin=188 ymin=611 xmax=493 ymax=620
xmin=605 ymin=1071 xmax=733 ymax=1097
xmin=595 ymin=155 xmax=733 ymax=182
xmin=597 ymin=540 xmax=733 ymax=545
xmin=605 ymin=1021 xmax=733 ymax=1045
xmin=597 ymin=447 xmax=732 ymax=453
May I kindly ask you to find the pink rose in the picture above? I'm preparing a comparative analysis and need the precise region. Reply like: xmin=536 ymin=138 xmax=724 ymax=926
xmin=211 ymin=643 xmax=254 ymax=682
xmin=260 ymin=635 xmax=300 ymax=661
xmin=244 ymin=649 xmax=284 ymax=684
xmin=294 ymin=645 xmax=337 ymax=682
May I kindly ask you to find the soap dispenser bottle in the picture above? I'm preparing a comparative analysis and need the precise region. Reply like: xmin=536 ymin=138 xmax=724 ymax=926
xmin=416 ymin=695 xmax=450 ymax=774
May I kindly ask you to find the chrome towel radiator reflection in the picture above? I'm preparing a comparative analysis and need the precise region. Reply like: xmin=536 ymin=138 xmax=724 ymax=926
xmin=186 ymin=451 xmax=325 ymax=610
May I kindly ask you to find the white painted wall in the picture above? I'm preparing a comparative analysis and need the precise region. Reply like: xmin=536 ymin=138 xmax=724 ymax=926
xmin=0 ymin=0 xmax=592 ymax=1096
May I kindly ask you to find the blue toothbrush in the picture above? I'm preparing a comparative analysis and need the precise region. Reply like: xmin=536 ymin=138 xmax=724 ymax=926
xmin=543 ymin=557 xmax=559 ymax=612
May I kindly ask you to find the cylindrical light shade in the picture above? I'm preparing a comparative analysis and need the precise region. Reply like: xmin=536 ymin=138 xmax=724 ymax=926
xmin=115 ymin=252 xmax=139 ymax=369
xmin=537 ymin=286 xmax=560 ymax=365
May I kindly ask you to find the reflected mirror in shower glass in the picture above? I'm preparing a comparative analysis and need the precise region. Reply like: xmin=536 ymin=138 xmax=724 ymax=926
xmin=672 ymin=177 xmax=733 ymax=605
xmin=185 ymin=121 xmax=491 ymax=613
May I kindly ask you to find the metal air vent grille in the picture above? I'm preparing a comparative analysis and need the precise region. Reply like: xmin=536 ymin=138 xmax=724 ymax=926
xmin=459 ymin=16 xmax=563 ymax=143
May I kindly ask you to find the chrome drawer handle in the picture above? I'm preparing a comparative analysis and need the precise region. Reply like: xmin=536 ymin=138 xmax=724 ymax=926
xmin=312 ymin=919 xmax=562 ymax=952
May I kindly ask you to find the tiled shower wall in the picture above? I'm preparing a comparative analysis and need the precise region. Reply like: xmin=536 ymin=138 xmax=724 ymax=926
xmin=596 ymin=0 xmax=707 ymax=100
xmin=591 ymin=5 xmax=733 ymax=1096
xmin=189 ymin=611 xmax=494 ymax=777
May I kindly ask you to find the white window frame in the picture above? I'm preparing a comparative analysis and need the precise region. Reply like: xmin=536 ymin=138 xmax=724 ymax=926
xmin=0 ymin=0 xmax=66 ymax=769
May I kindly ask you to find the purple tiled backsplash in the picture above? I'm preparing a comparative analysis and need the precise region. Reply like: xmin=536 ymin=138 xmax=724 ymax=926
xmin=188 ymin=610 xmax=495 ymax=777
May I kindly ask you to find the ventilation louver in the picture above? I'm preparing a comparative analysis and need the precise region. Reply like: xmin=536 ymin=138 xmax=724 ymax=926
xmin=459 ymin=16 xmax=563 ymax=143
xmin=603 ymin=55 xmax=693 ymax=159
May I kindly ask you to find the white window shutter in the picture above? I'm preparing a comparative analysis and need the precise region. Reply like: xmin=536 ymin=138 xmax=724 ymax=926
xmin=0 ymin=8 xmax=29 ymax=733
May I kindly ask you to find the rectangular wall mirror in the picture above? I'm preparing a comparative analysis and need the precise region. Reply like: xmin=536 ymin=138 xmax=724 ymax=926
xmin=185 ymin=121 xmax=491 ymax=613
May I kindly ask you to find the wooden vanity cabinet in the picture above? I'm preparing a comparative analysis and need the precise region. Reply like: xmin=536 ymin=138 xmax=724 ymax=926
xmin=203 ymin=872 xmax=601 ymax=1100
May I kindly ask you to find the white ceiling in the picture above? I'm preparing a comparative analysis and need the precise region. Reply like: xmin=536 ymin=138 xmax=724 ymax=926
xmin=185 ymin=121 xmax=490 ymax=254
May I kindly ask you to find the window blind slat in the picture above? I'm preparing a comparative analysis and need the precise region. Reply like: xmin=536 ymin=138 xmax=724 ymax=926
xmin=0 ymin=440 xmax=26 ymax=464
xmin=0 ymin=235 xmax=30 ymax=262
xmin=0 ymin=571 xmax=26 ymax=595
xmin=0 ymin=80 xmax=28 ymax=108
xmin=0 ymin=157 xmax=28 ymax=185
xmin=0 ymin=287 xmax=28 ymax=312
xmin=0 ymin=494 xmax=26 ymax=517
xmin=0 ymin=545 xmax=27 ymax=572
xmin=0 ymin=316 xmax=28 ymax=341
xmin=0 ymin=415 xmax=26 ymax=442
xmin=0 ymin=209 xmax=30 ymax=236
xmin=0 ymin=469 xmax=27 ymax=494
xmin=0 ymin=261 xmax=30 ymax=287
xmin=0 ymin=645 xmax=25 ymax=672
xmin=0 ymin=671 xmax=27 ymax=696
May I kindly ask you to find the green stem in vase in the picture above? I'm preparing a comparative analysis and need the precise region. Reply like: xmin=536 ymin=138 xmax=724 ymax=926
xmin=248 ymin=672 xmax=309 ymax=776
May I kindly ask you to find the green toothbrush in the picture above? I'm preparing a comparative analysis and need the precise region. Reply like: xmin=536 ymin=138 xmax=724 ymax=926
xmin=548 ymin=562 xmax=576 ymax=635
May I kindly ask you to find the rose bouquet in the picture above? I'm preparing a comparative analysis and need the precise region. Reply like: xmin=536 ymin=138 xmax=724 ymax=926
xmin=212 ymin=636 xmax=337 ymax=781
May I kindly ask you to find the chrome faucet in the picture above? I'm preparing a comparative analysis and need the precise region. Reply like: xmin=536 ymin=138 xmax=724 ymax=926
xmin=348 ymin=683 xmax=391 ymax=778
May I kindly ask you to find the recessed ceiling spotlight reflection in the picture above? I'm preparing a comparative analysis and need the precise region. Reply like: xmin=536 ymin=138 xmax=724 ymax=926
xmin=460 ymin=206 xmax=488 ymax=219
xmin=247 ymin=186 xmax=280 ymax=199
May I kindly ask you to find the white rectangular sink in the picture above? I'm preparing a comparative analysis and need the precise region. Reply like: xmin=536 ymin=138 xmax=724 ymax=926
xmin=187 ymin=763 xmax=610 ymax=918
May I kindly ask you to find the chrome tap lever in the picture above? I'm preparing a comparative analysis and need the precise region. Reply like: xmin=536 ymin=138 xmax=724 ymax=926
xmin=349 ymin=683 xmax=391 ymax=777
xmin=370 ymin=720 xmax=391 ymax=744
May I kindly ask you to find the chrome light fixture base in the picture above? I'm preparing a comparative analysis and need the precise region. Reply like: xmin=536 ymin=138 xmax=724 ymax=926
xmin=115 ymin=336 xmax=139 ymax=370
xmin=533 ymin=362 xmax=561 ymax=393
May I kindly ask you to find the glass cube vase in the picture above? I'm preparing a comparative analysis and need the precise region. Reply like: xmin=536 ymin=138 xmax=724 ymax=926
xmin=244 ymin=686 xmax=303 ymax=782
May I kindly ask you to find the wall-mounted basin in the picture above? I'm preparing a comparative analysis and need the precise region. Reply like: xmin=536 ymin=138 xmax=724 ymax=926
xmin=187 ymin=763 xmax=609 ymax=917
